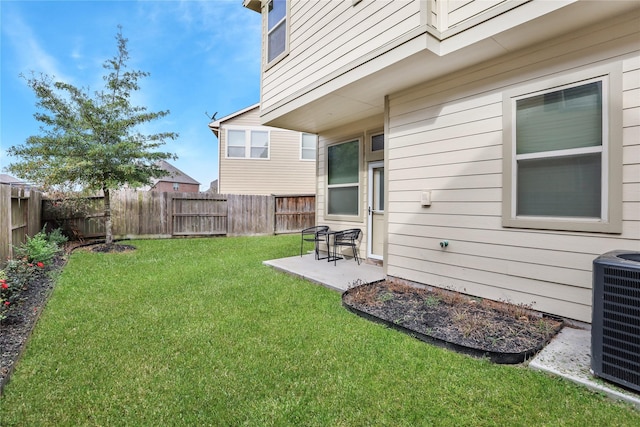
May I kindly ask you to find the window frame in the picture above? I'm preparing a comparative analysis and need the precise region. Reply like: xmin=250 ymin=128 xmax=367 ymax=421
xmin=325 ymin=138 xmax=362 ymax=220
xmin=300 ymin=133 xmax=316 ymax=161
xmin=265 ymin=0 xmax=289 ymax=68
xmin=366 ymin=130 xmax=385 ymax=162
xmin=225 ymin=126 xmax=271 ymax=160
xmin=502 ymin=64 xmax=623 ymax=233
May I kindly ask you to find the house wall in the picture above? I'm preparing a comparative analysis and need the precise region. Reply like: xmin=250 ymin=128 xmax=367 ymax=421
xmin=315 ymin=114 xmax=385 ymax=259
xmin=152 ymin=182 xmax=199 ymax=193
xmin=262 ymin=0 xmax=422 ymax=112
xmin=218 ymin=108 xmax=316 ymax=195
xmin=443 ymin=0 xmax=509 ymax=29
xmin=384 ymin=11 xmax=640 ymax=323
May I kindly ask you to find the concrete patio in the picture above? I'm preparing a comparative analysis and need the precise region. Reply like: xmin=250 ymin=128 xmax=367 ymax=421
xmin=263 ymin=253 xmax=384 ymax=292
xmin=264 ymin=253 xmax=640 ymax=409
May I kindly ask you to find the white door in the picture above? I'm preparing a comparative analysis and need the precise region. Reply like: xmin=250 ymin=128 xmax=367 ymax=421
xmin=368 ymin=161 xmax=384 ymax=260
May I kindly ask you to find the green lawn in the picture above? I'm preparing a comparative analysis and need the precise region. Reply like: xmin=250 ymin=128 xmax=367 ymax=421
xmin=1 ymin=235 xmax=638 ymax=426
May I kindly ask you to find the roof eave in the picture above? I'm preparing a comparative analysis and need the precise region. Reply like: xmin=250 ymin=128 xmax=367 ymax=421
xmin=243 ymin=0 xmax=261 ymax=13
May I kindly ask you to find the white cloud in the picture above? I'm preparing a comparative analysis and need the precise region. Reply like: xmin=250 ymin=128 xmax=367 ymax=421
xmin=1 ymin=8 xmax=73 ymax=83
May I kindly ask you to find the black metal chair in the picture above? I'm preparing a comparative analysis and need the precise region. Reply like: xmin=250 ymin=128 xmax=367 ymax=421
xmin=300 ymin=225 xmax=330 ymax=259
xmin=332 ymin=228 xmax=362 ymax=265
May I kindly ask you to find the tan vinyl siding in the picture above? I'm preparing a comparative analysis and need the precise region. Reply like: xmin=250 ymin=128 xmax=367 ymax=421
xmin=447 ymin=0 xmax=509 ymax=29
xmin=385 ymin=14 xmax=640 ymax=323
xmin=315 ymin=115 xmax=384 ymax=258
xmin=218 ymin=108 xmax=315 ymax=195
xmin=262 ymin=0 xmax=421 ymax=112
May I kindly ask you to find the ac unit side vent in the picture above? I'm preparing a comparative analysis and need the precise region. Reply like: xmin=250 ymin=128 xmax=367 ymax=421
xmin=603 ymin=321 xmax=640 ymax=337
xmin=602 ymin=341 xmax=640 ymax=360
xmin=593 ymin=251 xmax=640 ymax=392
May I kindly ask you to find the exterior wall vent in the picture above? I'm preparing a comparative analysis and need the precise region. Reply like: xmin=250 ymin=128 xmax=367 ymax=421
xmin=592 ymin=250 xmax=640 ymax=392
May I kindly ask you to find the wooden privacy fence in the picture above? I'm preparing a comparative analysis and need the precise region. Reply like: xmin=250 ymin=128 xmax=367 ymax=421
xmin=41 ymin=190 xmax=315 ymax=240
xmin=0 ymin=184 xmax=43 ymax=264
xmin=274 ymin=194 xmax=315 ymax=234
xmin=171 ymin=194 xmax=227 ymax=236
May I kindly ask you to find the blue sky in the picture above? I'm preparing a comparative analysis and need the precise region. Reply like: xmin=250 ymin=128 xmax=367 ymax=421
xmin=1 ymin=0 xmax=262 ymax=190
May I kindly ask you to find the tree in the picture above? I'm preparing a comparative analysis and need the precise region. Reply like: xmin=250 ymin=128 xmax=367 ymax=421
xmin=6 ymin=27 xmax=177 ymax=245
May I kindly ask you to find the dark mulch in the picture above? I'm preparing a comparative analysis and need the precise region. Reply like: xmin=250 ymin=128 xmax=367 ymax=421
xmin=90 ymin=243 xmax=137 ymax=253
xmin=343 ymin=280 xmax=563 ymax=359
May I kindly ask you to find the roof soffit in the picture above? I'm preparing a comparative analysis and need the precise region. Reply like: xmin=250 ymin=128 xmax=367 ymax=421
xmin=260 ymin=1 xmax=639 ymax=133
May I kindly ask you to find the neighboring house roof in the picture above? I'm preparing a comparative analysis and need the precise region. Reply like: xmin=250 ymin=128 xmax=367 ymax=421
xmin=208 ymin=103 xmax=260 ymax=138
xmin=151 ymin=160 xmax=200 ymax=186
xmin=0 ymin=174 xmax=25 ymax=185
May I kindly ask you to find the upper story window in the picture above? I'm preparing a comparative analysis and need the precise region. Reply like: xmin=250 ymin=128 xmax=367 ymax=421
xmin=267 ymin=0 xmax=288 ymax=64
xmin=327 ymin=139 xmax=360 ymax=217
xmin=503 ymin=65 xmax=622 ymax=233
xmin=172 ymin=182 xmax=179 ymax=191
xmin=301 ymin=133 xmax=316 ymax=161
xmin=227 ymin=129 xmax=270 ymax=159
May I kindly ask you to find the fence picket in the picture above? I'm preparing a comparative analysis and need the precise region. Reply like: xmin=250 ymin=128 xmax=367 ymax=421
xmin=37 ymin=191 xmax=315 ymax=241
xmin=0 ymin=185 xmax=43 ymax=266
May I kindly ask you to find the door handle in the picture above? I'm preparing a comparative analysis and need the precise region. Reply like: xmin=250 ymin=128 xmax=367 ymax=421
xmin=368 ymin=206 xmax=372 ymax=215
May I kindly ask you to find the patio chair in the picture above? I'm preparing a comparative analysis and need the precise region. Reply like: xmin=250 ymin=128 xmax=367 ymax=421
xmin=69 ymin=222 xmax=85 ymax=244
xmin=332 ymin=228 xmax=362 ymax=265
xmin=300 ymin=225 xmax=330 ymax=259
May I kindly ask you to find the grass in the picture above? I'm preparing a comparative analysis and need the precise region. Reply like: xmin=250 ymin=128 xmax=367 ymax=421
xmin=1 ymin=235 xmax=639 ymax=426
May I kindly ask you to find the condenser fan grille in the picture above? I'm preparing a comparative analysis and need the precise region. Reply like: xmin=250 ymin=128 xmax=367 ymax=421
xmin=593 ymin=255 xmax=640 ymax=392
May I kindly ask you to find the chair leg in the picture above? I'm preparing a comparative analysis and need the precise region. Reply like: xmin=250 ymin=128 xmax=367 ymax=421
xmin=352 ymin=245 xmax=360 ymax=265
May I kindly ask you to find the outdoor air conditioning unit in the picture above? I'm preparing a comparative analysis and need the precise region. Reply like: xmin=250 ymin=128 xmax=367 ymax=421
xmin=592 ymin=250 xmax=640 ymax=392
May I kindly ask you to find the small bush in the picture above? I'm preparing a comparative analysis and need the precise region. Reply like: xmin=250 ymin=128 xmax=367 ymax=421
xmin=46 ymin=227 xmax=68 ymax=247
xmin=0 ymin=270 xmax=8 ymax=321
xmin=0 ymin=258 xmax=45 ymax=320
xmin=2 ymin=228 xmax=63 ymax=321
xmin=14 ymin=229 xmax=60 ymax=264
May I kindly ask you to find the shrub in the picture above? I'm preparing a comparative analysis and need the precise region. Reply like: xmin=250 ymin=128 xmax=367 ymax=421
xmin=0 ymin=270 xmax=8 ymax=321
xmin=2 ymin=228 xmax=63 ymax=321
xmin=0 ymin=259 xmax=45 ymax=320
xmin=14 ymin=229 xmax=60 ymax=264
xmin=46 ymin=227 xmax=68 ymax=247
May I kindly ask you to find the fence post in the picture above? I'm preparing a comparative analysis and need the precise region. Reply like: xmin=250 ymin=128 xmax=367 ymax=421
xmin=0 ymin=184 xmax=11 ymax=265
xmin=166 ymin=192 xmax=173 ymax=236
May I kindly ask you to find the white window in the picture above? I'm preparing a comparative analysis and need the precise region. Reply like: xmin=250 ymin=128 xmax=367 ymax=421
xmin=226 ymin=129 xmax=269 ymax=159
xmin=250 ymin=131 xmax=269 ymax=159
xmin=327 ymin=140 xmax=360 ymax=216
xmin=267 ymin=0 xmax=287 ymax=64
xmin=301 ymin=133 xmax=316 ymax=161
xmin=172 ymin=182 xmax=179 ymax=191
xmin=503 ymin=65 xmax=622 ymax=233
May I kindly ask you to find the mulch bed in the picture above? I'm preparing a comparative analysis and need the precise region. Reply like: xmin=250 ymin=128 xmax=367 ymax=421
xmin=89 ymin=243 xmax=137 ymax=253
xmin=343 ymin=280 xmax=563 ymax=364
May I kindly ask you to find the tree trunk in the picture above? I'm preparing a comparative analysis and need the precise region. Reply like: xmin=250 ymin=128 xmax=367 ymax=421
xmin=104 ymin=187 xmax=113 ymax=245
